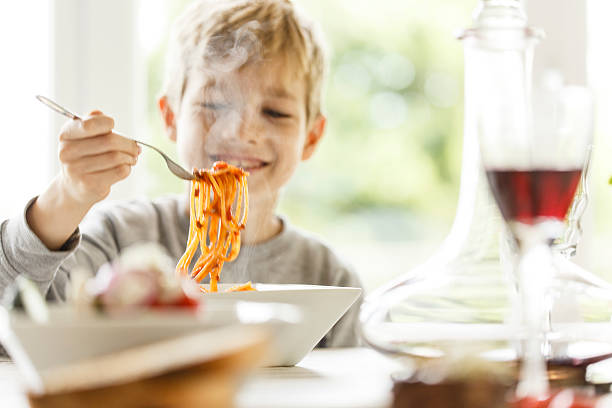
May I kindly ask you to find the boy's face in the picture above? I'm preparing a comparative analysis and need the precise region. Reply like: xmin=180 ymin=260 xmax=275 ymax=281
xmin=161 ymin=56 xmax=325 ymax=200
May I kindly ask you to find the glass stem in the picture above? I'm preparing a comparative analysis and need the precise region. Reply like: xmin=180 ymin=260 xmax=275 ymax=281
xmin=515 ymin=241 xmax=552 ymax=398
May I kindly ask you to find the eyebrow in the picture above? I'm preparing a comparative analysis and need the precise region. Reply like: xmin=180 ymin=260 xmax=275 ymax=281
xmin=198 ymin=80 xmax=297 ymax=101
xmin=265 ymin=87 xmax=297 ymax=101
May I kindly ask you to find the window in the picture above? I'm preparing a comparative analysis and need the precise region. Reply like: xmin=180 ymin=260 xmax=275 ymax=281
xmin=0 ymin=2 xmax=51 ymax=218
xmin=586 ymin=1 xmax=612 ymax=280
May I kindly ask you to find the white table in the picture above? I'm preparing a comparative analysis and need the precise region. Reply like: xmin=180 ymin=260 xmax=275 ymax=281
xmin=0 ymin=348 xmax=406 ymax=408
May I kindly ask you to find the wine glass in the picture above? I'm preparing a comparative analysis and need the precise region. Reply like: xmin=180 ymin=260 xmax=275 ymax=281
xmin=477 ymin=84 xmax=594 ymax=399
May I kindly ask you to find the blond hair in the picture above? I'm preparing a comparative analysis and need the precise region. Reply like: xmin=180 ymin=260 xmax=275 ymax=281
xmin=162 ymin=0 xmax=328 ymax=125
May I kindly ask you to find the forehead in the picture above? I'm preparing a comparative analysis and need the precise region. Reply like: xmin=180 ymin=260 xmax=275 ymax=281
xmin=188 ymin=57 xmax=305 ymax=101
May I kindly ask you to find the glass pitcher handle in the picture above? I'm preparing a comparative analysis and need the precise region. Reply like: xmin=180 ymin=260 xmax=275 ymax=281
xmin=553 ymin=145 xmax=593 ymax=258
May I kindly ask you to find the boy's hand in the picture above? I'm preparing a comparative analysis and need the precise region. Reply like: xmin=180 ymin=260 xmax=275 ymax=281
xmin=58 ymin=111 xmax=140 ymax=207
xmin=25 ymin=111 xmax=140 ymax=250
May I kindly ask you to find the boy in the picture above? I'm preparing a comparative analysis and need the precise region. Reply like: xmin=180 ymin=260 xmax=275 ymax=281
xmin=0 ymin=0 xmax=362 ymax=347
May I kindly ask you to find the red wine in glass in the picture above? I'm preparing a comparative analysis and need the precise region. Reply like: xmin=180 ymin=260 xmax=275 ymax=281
xmin=485 ymin=169 xmax=582 ymax=224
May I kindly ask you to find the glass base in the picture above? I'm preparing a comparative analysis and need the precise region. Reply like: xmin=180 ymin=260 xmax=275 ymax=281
xmin=361 ymin=254 xmax=612 ymax=387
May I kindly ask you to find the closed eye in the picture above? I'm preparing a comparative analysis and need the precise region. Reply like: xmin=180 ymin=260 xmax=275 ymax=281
xmin=263 ymin=108 xmax=291 ymax=119
xmin=201 ymin=102 xmax=228 ymax=110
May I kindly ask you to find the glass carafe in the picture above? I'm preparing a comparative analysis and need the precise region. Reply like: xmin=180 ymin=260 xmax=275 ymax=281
xmin=360 ymin=0 xmax=612 ymax=382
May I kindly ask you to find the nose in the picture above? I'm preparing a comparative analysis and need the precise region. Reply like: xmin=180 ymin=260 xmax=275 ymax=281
xmin=236 ymin=106 xmax=261 ymax=145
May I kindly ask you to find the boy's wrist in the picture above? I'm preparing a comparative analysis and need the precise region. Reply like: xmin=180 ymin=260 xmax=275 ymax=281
xmin=26 ymin=176 xmax=92 ymax=250
xmin=56 ymin=173 xmax=101 ymax=209
xmin=46 ymin=176 xmax=95 ymax=215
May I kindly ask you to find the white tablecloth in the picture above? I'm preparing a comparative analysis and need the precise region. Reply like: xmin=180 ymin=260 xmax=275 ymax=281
xmin=0 ymin=348 xmax=406 ymax=408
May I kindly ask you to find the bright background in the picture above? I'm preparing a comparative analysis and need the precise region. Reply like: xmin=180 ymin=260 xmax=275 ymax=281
xmin=1 ymin=0 xmax=611 ymax=292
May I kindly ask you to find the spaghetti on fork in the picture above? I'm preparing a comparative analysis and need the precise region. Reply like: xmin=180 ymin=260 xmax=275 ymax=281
xmin=176 ymin=162 xmax=254 ymax=292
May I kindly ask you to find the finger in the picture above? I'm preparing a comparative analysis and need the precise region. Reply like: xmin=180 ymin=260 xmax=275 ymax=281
xmin=84 ymin=164 xmax=132 ymax=187
xmin=60 ymin=112 xmax=114 ymax=141
xmin=66 ymin=151 xmax=137 ymax=174
xmin=82 ymin=112 xmax=114 ymax=134
xmin=59 ymin=132 xmax=140 ymax=162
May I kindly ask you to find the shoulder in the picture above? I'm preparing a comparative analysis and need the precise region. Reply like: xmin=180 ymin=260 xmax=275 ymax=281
xmin=277 ymin=221 xmax=362 ymax=288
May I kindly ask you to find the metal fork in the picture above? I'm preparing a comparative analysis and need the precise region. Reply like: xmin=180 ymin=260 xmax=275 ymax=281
xmin=36 ymin=95 xmax=194 ymax=181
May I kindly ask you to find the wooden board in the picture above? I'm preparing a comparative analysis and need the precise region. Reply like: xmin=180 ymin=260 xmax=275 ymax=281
xmin=26 ymin=327 xmax=269 ymax=408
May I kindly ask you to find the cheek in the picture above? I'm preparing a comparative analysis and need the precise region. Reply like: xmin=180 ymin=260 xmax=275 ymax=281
xmin=176 ymin=113 xmax=209 ymax=167
xmin=274 ymin=132 xmax=304 ymax=173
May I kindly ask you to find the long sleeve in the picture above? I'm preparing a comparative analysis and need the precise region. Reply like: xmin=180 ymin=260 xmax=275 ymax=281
xmin=0 ymin=196 xmax=189 ymax=302
xmin=0 ymin=197 xmax=125 ymax=301
xmin=0 ymin=198 xmax=81 ymax=299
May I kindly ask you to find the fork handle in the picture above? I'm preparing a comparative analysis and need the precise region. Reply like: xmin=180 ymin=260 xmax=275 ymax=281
xmin=36 ymin=95 xmax=81 ymax=120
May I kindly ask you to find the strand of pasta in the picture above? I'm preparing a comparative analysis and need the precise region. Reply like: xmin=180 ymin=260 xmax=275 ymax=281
xmin=176 ymin=162 xmax=249 ymax=292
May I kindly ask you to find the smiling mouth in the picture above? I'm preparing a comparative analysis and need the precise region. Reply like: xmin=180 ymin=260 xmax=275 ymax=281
xmin=210 ymin=155 xmax=270 ymax=171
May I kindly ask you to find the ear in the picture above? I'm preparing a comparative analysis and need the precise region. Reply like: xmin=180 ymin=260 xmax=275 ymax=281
xmin=158 ymin=96 xmax=177 ymax=142
xmin=301 ymin=114 xmax=326 ymax=161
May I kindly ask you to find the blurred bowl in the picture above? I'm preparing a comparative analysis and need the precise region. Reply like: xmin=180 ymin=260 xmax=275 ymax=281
xmin=200 ymin=283 xmax=362 ymax=366
xmin=28 ymin=326 xmax=270 ymax=402
xmin=0 ymin=283 xmax=361 ymax=393
xmin=0 ymin=300 xmax=298 ymax=393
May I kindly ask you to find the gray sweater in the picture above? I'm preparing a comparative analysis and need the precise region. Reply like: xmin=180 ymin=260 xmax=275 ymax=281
xmin=0 ymin=196 xmax=363 ymax=347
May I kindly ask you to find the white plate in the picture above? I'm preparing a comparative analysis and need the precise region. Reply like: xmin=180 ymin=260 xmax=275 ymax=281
xmin=201 ymin=283 xmax=362 ymax=366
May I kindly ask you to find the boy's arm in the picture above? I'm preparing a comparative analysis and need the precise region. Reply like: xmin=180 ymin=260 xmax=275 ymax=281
xmin=0 ymin=197 xmax=126 ymax=300
xmin=1 ymin=196 xmax=172 ymax=301
xmin=0 ymin=111 xmax=139 ymax=298
xmin=27 ymin=111 xmax=139 ymax=250
xmin=0 ymin=198 xmax=82 ymax=298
